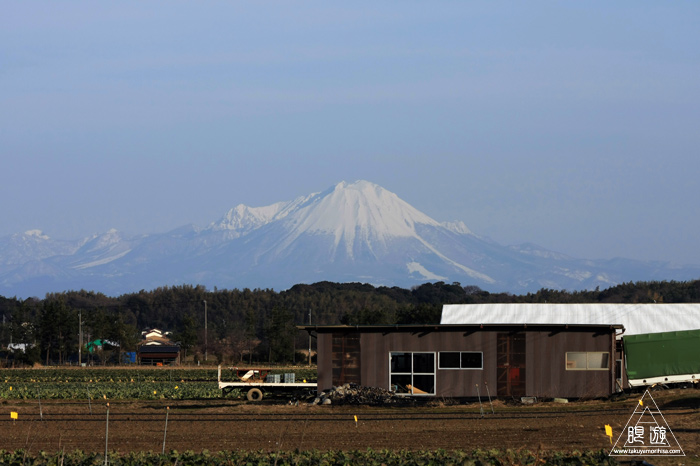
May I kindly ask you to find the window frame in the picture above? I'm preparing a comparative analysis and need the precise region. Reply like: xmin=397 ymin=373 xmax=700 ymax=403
xmin=389 ymin=351 xmax=436 ymax=396
xmin=565 ymin=351 xmax=610 ymax=371
xmin=438 ymin=351 xmax=484 ymax=370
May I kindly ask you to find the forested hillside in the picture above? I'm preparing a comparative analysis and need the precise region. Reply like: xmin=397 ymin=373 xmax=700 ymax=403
xmin=2 ymin=279 xmax=699 ymax=366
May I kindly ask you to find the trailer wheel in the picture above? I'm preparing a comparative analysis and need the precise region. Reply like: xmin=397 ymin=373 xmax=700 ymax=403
xmin=247 ymin=388 xmax=264 ymax=402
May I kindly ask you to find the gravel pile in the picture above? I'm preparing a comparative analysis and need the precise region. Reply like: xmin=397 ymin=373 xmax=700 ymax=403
xmin=310 ymin=383 xmax=414 ymax=406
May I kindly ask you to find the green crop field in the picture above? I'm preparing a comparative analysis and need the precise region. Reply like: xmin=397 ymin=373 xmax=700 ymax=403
xmin=0 ymin=366 xmax=317 ymax=400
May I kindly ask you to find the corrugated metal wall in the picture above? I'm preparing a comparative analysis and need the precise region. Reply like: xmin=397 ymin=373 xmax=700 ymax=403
xmin=441 ymin=303 xmax=700 ymax=335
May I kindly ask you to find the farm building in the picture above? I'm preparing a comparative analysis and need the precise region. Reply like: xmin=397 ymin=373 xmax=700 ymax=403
xmin=304 ymin=323 xmax=621 ymax=399
xmin=138 ymin=344 xmax=180 ymax=365
xmin=441 ymin=303 xmax=700 ymax=388
xmin=137 ymin=327 xmax=180 ymax=365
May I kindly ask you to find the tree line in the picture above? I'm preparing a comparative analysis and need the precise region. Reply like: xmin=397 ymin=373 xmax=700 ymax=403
xmin=1 ymin=279 xmax=699 ymax=366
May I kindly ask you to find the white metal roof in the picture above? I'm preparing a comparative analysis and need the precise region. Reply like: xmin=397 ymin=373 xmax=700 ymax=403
xmin=440 ymin=303 xmax=700 ymax=336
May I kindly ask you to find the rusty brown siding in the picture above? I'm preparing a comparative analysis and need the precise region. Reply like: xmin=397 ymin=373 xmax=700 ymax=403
xmin=526 ymin=329 xmax=614 ymax=398
xmin=313 ymin=326 xmax=616 ymax=398
xmin=317 ymin=333 xmax=333 ymax=391
xmin=358 ymin=330 xmax=496 ymax=397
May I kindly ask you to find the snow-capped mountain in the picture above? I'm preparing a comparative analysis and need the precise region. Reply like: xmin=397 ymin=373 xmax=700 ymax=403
xmin=0 ymin=230 xmax=82 ymax=267
xmin=1 ymin=180 xmax=699 ymax=298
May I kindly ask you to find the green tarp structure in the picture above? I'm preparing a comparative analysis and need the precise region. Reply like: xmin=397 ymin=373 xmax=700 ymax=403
xmin=85 ymin=339 xmax=103 ymax=353
xmin=85 ymin=339 xmax=119 ymax=353
xmin=624 ymin=329 xmax=700 ymax=380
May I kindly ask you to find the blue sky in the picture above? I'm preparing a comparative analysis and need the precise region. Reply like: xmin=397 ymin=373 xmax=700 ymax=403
xmin=2 ymin=2 xmax=699 ymax=264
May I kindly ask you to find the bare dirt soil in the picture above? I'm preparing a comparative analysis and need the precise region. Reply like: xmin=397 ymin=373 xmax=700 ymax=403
xmin=0 ymin=390 xmax=698 ymax=465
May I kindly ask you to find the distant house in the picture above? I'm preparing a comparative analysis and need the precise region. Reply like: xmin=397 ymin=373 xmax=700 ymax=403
xmin=138 ymin=345 xmax=180 ymax=365
xmin=141 ymin=328 xmax=174 ymax=346
xmin=138 ymin=328 xmax=179 ymax=365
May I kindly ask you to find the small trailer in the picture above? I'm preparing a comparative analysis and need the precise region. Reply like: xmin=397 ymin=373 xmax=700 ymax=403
xmin=217 ymin=365 xmax=317 ymax=401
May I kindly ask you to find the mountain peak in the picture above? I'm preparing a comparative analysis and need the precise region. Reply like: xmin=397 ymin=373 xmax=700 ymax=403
xmin=288 ymin=180 xmax=440 ymax=237
xmin=210 ymin=193 xmax=318 ymax=234
xmin=442 ymin=221 xmax=473 ymax=235
xmin=332 ymin=179 xmax=376 ymax=192
xmin=23 ymin=230 xmax=49 ymax=240
xmin=209 ymin=180 xmax=446 ymax=261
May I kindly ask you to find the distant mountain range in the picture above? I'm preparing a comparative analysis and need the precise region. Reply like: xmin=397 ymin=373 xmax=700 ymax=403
xmin=2 ymin=180 xmax=699 ymax=298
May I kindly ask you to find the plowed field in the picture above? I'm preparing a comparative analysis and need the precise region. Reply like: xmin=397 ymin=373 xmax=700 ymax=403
xmin=1 ymin=390 xmax=698 ymax=465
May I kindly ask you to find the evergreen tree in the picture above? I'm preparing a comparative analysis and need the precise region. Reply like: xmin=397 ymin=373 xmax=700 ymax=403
xmin=265 ymin=307 xmax=295 ymax=363
xmin=39 ymin=298 xmax=78 ymax=365
xmin=173 ymin=314 xmax=198 ymax=361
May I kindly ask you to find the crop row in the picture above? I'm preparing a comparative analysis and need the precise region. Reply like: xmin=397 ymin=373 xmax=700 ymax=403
xmin=0 ymin=448 xmax=620 ymax=465
xmin=0 ymin=380 xmax=231 ymax=400
xmin=1 ymin=368 xmax=217 ymax=383
xmin=0 ymin=367 xmax=317 ymax=384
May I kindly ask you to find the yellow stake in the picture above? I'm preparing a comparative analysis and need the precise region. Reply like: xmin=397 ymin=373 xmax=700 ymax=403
xmin=10 ymin=412 xmax=18 ymax=420
xmin=604 ymin=425 xmax=613 ymax=444
xmin=354 ymin=415 xmax=358 ymax=427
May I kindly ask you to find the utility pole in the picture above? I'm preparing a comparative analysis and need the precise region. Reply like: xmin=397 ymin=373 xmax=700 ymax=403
xmin=204 ymin=300 xmax=208 ymax=362
xmin=78 ymin=310 xmax=82 ymax=367
xmin=308 ymin=308 xmax=312 ymax=366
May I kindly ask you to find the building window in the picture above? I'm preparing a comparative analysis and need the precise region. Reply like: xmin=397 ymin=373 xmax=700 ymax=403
xmin=566 ymin=352 xmax=610 ymax=370
xmin=390 ymin=352 xmax=435 ymax=395
xmin=438 ymin=351 xmax=483 ymax=370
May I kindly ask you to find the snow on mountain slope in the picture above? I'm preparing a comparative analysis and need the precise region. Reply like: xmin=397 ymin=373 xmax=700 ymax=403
xmin=209 ymin=193 xmax=318 ymax=234
xmin=276 ymin=181 xmax=443 ymax=258
xmin=23 ymin=230 xmax=49 ymax=241
xmin=1 ymin=180 xmax=700 ymax=298
xmin=441 ymin=221 xmax=473 ymax=235
xmin=291 ymin=181 xmax=439 ymax=235
xmin=198 ymin=182 xmax=504 ymax=286
xmin=69 ymin=229 xmax=134 ymax=270
xmin=205 ymin=181 xmax=492 ymax=284
xmin=0 ymin=230 xmax=81 ymax=267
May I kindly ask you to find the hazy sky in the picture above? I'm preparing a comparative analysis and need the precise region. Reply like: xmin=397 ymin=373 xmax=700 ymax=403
xmin=2 ymin=2 xmax=699 ymax=264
